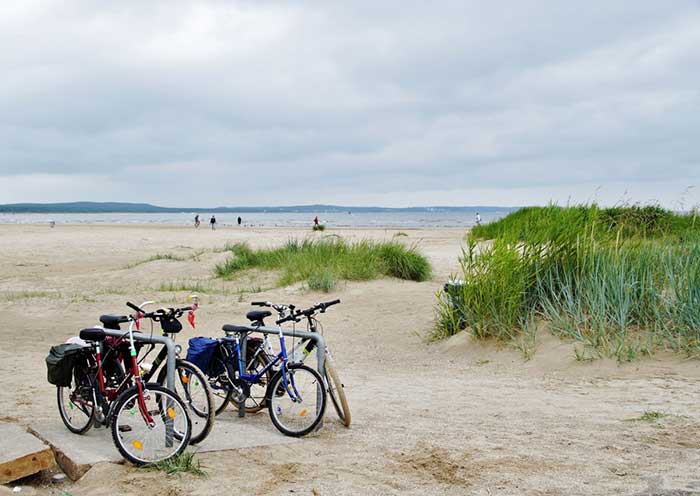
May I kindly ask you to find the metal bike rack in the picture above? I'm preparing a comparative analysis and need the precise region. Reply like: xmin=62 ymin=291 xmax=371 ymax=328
xmin=227 ymin=325 xmax=326 ymax=425
xmin=100 ymin=329 xmax=177 ymax=391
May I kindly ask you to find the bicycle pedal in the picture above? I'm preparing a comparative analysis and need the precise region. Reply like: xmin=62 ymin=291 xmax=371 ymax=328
xmin=118 ymin=425 xmax=132 ymax=433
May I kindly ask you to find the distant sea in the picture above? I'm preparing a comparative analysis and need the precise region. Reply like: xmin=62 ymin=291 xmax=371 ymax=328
xmin=0 ymin=209 xmax=517 ymax=228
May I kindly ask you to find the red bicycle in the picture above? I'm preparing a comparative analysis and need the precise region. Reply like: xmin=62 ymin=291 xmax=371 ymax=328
xmin=53 ymin=307 xmax=192 ymax=464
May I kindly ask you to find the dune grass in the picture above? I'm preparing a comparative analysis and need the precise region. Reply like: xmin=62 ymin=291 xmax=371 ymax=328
xmin=215 ymin=238 xmax=431 ymax=289
xmin=435 ymin=204 xmax=700 ymax=361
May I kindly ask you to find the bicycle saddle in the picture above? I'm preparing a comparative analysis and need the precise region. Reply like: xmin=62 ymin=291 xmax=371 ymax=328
xmin=246 ymin=310 xmax=271 ymax=324
xmin=99 ymin=314 xmax=128 ymax=330
xmin=79 ymin=327 xmax=106 ymax=342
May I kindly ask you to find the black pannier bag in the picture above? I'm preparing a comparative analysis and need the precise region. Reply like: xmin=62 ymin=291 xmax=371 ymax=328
xmin=46 ymin=343 xmax=87 ymax=387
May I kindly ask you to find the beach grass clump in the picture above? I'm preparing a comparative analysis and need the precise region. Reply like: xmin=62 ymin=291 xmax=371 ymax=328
xmin=312 ymin=224 xmax=326 ymax=232
xmin=144 ymin=451 xmax=207 ymax=477
xmin=157 ymin=281 xmax=212 ymax=293
xmin=435 ymin=204 xmax=700 ymax=361
xmin=215 ymin=238 xmax=431 ymax=288
xmin=307 ymin=268 xmax=337 ymax=292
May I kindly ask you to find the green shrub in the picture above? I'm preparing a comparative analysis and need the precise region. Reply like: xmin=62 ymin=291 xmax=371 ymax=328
xmin=312 ymin=224 xmax=326 ymax=231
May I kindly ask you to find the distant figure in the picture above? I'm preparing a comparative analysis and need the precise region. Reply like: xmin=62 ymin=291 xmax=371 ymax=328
xmin=194 ymin=214 xmax=200 ymax=228
xmin=210 ymin=215 xmax=217 ymax=230
xmin=313 ymin=216 xmax=319 ymax=226
xmin=49 ymin=220 xmax=56 ymax=228
xmin=237 ymin=216 xmax=242 ymax=226
xmin=475 ymin=212 xmax=481 ymax=226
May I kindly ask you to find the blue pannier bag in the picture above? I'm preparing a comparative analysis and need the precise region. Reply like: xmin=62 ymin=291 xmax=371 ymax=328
xmin=186 ymin=337 xmax=219 ymax=374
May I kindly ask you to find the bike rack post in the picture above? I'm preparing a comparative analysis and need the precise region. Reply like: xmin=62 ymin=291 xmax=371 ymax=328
xmin=229 ymin=325 xmax=325 ymax=428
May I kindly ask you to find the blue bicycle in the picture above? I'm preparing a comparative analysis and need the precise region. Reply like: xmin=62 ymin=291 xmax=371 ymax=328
xmin=203 ymin=307 xmax=327 ymax=437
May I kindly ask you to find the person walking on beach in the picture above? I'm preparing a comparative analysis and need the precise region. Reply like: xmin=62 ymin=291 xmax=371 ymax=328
xmin=313 ymin=215 xmax=319 ymax=227
xmin=210 ymin=215 xmax=217 ymax=230
xmin=475 ymin=212 xmax=481 ymax=226
xmin=237 ymin=216 xmax=242 ymax=226
xmin=194 ymin=214 xmax=200 ymax=228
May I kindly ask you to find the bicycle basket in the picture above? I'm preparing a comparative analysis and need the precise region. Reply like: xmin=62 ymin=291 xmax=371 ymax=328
xmin=186 ymin=337 xmax=219 ymax=374
xmin=160 ymin=317 xmax=182 ymax=334
xmin=45 ymin=343 xmax=88 ymax=387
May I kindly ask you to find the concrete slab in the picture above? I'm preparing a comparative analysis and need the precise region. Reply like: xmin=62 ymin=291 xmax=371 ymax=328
xmin=0 ymin=423 xmax=54 ymax=484
xmin=30 ymin=415 xmax=297 ymax=480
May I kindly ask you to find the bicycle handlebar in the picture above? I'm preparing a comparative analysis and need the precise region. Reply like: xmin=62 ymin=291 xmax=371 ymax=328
xmin=267 ymin=299 xmax=341 ymax=325
xmin=125 ymin=301 xmax=195 ymax=321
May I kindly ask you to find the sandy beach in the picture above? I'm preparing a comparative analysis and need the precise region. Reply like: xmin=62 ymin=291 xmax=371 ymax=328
xmin=2 ymin=224 xmax=700 ymax=495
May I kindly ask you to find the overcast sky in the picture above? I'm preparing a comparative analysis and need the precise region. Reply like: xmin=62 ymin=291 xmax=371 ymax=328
xmin=1 ymin=1 xmax=699 ymax=208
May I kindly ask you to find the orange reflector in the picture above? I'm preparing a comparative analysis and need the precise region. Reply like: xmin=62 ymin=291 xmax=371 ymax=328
xmin=132 ymin=440 xmax=143 ymax=450
xmin=167 ymin=407 xmax=177 ymax=419
xmin=180 ymin=375 xmax=189 ymax=384
xmin=299 ymin=409 xmax=308 ymax=417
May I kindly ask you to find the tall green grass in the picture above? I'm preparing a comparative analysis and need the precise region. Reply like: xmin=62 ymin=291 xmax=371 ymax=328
xmin=215 ymin=238 xmax=431 ymax=289
xmin=436 ymin=205 xmax=700 ymax=361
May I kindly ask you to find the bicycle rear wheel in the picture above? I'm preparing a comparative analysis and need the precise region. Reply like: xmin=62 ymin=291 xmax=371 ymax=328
xmin=267 ymin=364 xmax=326 ymax=437
xmin=208 ymin=355 xmax=234 ymax=415
xmin=245 ymin=351 xmax=272 ymax=413
xmin=57 ymin=365 xmax=95 ymax=434
xmin=111 ymin=384 xmax=191 ymax=465
xmin=324 ymin=355 xmax=351 ymax=427
xmin=156 ymin=359 xmax=214 ymax=445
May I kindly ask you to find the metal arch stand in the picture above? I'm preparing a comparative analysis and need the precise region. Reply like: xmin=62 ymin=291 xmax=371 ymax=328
xmin=100 ymin=329 xmax=177 ymax=391
xmin=227 ymin=324 xmax=326 ymax=427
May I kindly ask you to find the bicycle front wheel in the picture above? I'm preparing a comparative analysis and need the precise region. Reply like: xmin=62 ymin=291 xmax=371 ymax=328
xmin=324 ymin=355 xmax=351 ymax=427
xmin=267 ymin=364 xmax=326 ymax=437
xmin=156 ymin=359 xmax=214 ymax=445
xmin=110 ymin=384 xmax=191 ymax=465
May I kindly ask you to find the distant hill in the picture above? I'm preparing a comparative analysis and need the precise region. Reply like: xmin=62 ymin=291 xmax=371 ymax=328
xmin=0 ymin=202 xmax=517 ymax=214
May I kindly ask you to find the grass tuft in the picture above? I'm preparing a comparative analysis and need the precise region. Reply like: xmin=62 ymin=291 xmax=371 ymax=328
xmin=157 ymin=281 xmax=212 ymax=293
xmin=143 ymin=451 xmax=207 ymax=477
xmin=307 ymin=269 xmax=337 ymax=292
xmin=633 ymin=410 xmax=669 ymax=422
xmin=215 ymin=238 xmax=431 ymax=288
xmin=312 ymin=224 xmax=326 ymax=232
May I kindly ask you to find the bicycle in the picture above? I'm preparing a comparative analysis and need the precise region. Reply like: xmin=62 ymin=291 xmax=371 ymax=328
xmin=202 ymin=310 xmax=327 ymax=437
xmin=52 ymin=311 xmax=192 ymax=465
xmin=251 ymin=299 xmax=351 ymax=427
xmin=117 ymin=300 xmax=215 ymax=444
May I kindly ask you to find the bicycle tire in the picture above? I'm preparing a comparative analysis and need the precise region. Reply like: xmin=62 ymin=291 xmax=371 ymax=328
xmin=267 ymin=363 xmax=326 ymax=437
xmin=57 ymin=363 xmax=95 ymax=434
xmin=156 ymin=359 xmax=215 ymax=445
xmin=324 ymin=355 xmax=351 ymax=427
xmin=110 ymin=384 xmax=191 ymax=465
xmin=244 ymin=351 xmax=272 ymax=413
xmin=209 ymin=354 xmax=235 ymax=415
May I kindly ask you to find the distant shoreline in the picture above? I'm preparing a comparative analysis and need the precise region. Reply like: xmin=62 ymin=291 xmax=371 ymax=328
xmin=0 ymin=201 xmax=519 ymax=214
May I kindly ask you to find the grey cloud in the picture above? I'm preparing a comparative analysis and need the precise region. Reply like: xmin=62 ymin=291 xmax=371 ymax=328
xmin=0 ymin=0 xmax=699 ymax=207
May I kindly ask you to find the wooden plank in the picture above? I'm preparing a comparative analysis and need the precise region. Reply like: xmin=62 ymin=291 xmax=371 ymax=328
xmin=0 ymin=423 xmax=54 ymax=484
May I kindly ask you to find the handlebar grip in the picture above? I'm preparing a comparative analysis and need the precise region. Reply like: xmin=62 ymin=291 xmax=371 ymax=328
xmin=275 ymin=314 xmax=300 ymax=325
xmin=251 ymin=301 xmax=268 ymax=307
xmin=126 ymin=301 xmax=143 ymax=313
xmin=325 ymin=299 xmax=341 ymax=306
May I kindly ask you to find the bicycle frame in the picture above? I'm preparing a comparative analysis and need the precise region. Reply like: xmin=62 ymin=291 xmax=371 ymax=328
xmin=224 ymin=329 xmax=302 ymax=402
